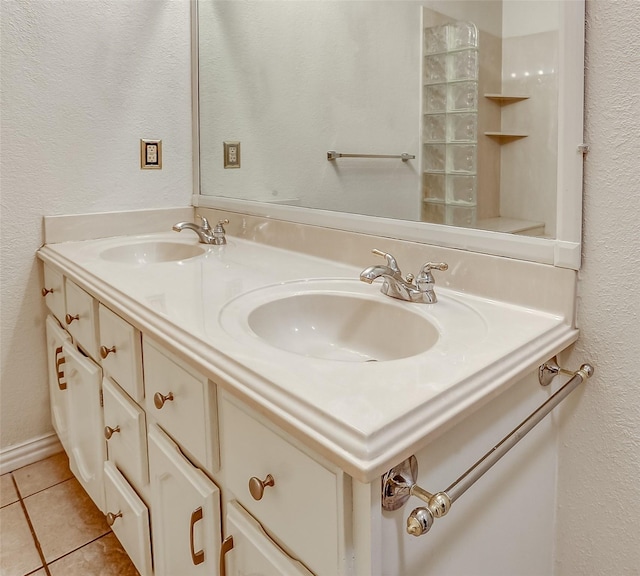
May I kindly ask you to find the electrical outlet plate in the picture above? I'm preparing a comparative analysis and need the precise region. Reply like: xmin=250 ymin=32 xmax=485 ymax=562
xmin=224 ymin=141 xmax=241 ymax=169
xmin=140 ymin=139 xmax=162 ymax=170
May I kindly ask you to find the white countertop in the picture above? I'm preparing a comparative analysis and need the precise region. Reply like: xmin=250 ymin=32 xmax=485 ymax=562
xmin=39 ymin=231 xmax=578 ymax=482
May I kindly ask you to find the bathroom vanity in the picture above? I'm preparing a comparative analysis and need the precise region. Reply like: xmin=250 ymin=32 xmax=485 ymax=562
xmin=37 ymin=208 xmax=582 ymax=576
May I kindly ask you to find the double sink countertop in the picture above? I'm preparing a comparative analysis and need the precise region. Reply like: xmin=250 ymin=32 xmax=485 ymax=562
xmin=38 ymin=230 xmax=578 ymax=482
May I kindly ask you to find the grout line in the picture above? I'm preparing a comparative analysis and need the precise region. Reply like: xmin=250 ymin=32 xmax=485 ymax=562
xmin=46 ymin=531 xmax=114 ymax=568
xmin=18 ymin=475 xmax=75 ymax=500
xmin=12 ymin=474 xmax=52 ymax=576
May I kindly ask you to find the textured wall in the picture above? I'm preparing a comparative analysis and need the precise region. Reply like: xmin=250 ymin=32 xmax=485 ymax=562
xmin=556 ymin=0 xmax=640 ymax=573
xmin=0 ymin=0 xmax=193 ymax=450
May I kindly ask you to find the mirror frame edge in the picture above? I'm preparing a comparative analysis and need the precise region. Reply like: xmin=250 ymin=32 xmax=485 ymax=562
xmin=191 ymin=0 xmax=585 ymax=271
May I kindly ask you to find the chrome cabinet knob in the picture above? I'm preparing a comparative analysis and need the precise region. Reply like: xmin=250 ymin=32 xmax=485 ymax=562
xmin=106 ymin=511 xmax=122 ymax=526
xmin=104 ymin=425 xmax=120 ymax=440
xmin=65 ymin=313 xmax=79 ymax=325
xmin=42 ymin=287 xmax=54 ymax=297
xmin=100 ymin=345 xmax=116 ymax=359
xmin=153 ymin=391 xmax=174 ymax=410
xmin=248 ymin=474 xmax=275 ymax=501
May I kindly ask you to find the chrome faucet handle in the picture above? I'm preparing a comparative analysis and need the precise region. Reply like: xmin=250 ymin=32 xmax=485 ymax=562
xmin=196 ymin=214 xmax=211 ymax=230
xmin=212 ymin=218 xmax=230 ymax=245
xmin=419 ymin=262 xmax=448 ymax=275
xmin=416 ymin=262 xmax=448 ymax=297
xmin=371 ymin=249 xmax=401 ymax=274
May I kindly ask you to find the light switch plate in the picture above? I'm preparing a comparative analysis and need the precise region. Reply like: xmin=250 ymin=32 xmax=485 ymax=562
xmin=140 ymin=139 xmax=162 ymax=169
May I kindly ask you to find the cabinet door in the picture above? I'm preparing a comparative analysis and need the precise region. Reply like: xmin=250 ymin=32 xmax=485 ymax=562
xmin=148 ymin=424 xmax=221 ymax=576
xmin=64 ymin=341 xmax=106 ymax=512
xmin=223 ymin=501 xmax=314 ymax=576
xmin=104 ymin=461 xmax=153 ymax=576
xmin=45 ymin=315 xmax=71 ymax=452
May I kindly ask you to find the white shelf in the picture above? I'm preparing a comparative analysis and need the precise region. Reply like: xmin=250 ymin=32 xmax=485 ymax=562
xmin=484 ymin=94 xmax=530 ymax=104
xmin=484 ymin=132 xmax=528 ymax=141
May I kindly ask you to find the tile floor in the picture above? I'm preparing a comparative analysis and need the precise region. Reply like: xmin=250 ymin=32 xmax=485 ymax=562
xmin=0 ymin=452 xmax=139 ymax=576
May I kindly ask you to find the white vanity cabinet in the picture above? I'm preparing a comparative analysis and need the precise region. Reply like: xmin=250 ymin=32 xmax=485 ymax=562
xmin=42 ymin=269 xmax=107 ymax=513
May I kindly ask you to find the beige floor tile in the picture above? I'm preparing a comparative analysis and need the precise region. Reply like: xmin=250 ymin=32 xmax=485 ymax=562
xmin=27 ymin=571 xmax=47 ymax=576
xmin=0 ymin=473 xmax=19 ymax=507
xmin=48 ymin=533 xmax=139 ymax=576
xmin=12 ymin=452 xmax=73 ymax=498
xmin=23 ymin=477 xmax=109 ymax=563
xmin=0 ymin=501 xmax=43 ymax=576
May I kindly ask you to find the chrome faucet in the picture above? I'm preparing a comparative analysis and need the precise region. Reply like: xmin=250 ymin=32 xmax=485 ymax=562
xmin=360 ymin=249 xmax=448 ymax=303
xmin=172 ymin=215 xmax=229 ymax=245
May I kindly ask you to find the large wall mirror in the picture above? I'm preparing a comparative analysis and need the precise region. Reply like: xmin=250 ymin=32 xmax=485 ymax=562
xmin=194 ymin=0 xmax=585 ymax=269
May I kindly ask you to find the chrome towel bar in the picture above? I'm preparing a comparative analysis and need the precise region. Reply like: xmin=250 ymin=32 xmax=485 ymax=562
xmin=381 ymin=359 xmax=594 ymax=536
xmin=327 ymin=150 xmax=415 ymax=162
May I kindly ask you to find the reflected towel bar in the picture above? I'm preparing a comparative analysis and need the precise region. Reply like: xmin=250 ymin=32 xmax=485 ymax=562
xmin=381 ymin=359 xmax=594 ymax=536
xmin=327 ymin=150 xmax=415 ymax=162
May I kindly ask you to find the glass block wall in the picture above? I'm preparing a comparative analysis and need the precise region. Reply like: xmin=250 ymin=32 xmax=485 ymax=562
xmin=421 ymin=21 xmax=479 ymax=227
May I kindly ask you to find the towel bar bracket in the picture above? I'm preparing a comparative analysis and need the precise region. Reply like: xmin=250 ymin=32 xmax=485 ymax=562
xmin=381 ymin=359 xmax=594 ymax=536
xmin=538 ymin=356 xmax=592 ymax=386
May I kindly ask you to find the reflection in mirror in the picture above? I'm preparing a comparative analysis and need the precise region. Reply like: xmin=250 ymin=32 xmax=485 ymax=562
xmin=196 ymin=1 xmax=583 ymax=264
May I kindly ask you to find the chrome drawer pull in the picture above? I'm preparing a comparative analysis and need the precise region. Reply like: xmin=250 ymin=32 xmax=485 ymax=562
xmin=189 ymin=507 xmax=205 ymax=566
xmin=153 ymin=391 xmax=174 ymax=410
xmin=100 ymin=345 xmax=116 ymax=359
xmin=106 ymin=511 xmax=122 ymax=526
xmin=249 ymin=474 xmax=275 ymax=501
xmin=65 ymin=313 xmax=79 ymax=325
xmin=104 ymin=425 xmax=120 ymax=440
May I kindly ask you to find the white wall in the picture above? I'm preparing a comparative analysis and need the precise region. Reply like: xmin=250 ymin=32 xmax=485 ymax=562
xmin=557 ymin=0 xmax=640 ymax=573
xmin=0 ymin=0 xmax=193 ymax=451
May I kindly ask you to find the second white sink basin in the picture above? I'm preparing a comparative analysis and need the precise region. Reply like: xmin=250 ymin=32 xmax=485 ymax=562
xmin=100 ymin=241 xmax=205 ymax=265
xmin=247 ymin=291 xmax=439 ymax=362
xmin=220 ymin=279 xmax=450 ymax=362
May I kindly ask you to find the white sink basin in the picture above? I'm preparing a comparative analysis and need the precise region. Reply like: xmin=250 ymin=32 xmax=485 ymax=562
xmin=220 ymin=279 xmax=450 ymax=362
xmin=247 ymin=292 xmax=439 ymax=362
xmin=100 ymin=241 xmax=205 ymax=265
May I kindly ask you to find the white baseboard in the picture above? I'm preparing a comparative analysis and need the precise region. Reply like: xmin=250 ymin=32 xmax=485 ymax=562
xmin=0 ymin=432 xmax=63 ymax=475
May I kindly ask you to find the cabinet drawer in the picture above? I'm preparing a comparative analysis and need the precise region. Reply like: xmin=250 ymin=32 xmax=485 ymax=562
xmin=103 ymin=377 xmax=149 ymax=494
xmin=98 ymin=304 xmax=143 ymax=402
xmin=220 ymin=396 xmax=340 ymax=576
xmin=224 ymin=501 xmax=314 ymax=576
xmin=143 ymin=337 xmax=218 ymax=473
xmin=64 ymin=279 xmax=99 ymax=360
xmin=42 ymin=264 xmax=66 ymax=324
xmin=104 ymin=461 xmax=153 ymax=576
